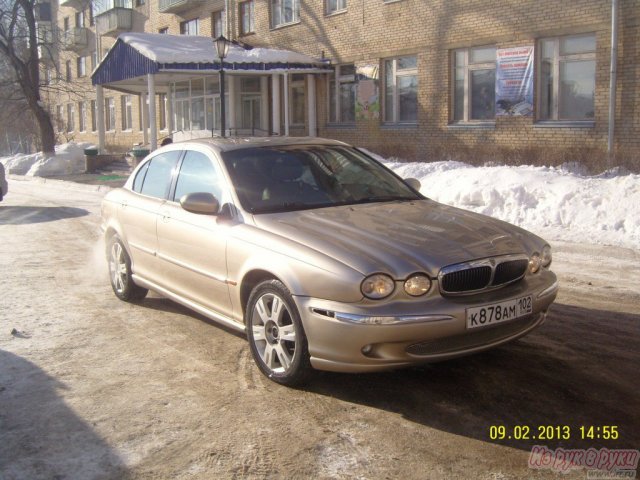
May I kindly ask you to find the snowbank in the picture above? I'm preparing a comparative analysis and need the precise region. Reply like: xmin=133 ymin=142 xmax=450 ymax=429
xmin=0 ymin=142 xmax=96 ymax=177
xmin=370 ymin=152 xmax=640 ymax=250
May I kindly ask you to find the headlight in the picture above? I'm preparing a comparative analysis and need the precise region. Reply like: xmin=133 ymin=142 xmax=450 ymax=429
xmin=361 ymin=274 xmax=395 ymax=299
xmin=529 ymin=253 xmax=541 ymax=274
xmin=404 ymin=274 xmax=432 ymax=296
xmin=542 ymin=245 xmax=552 ymax=268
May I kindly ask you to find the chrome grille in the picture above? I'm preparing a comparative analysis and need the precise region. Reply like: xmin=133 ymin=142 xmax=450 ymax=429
xmin=439 ymin=254 xmax=529 ymax=295
xmin=440 ymin=266 xmax=492 ymax=293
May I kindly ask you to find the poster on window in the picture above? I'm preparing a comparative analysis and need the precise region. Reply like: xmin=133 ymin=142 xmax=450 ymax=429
xmin=495 ymin=46 xmax=534 ymax=116
xmin=356 ymin=64 xmax=379 ymax=120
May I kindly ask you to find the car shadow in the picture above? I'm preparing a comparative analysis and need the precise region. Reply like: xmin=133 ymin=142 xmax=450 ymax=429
xmin=302 ymin=303 xmax=640 ymax=451
xmin=136 ymin=295 xmax=247 ymax=340
xmin=0 ymin=349 xmax=130 ymax=479
xmin=0 ymin=206 xmax=89 ymax=225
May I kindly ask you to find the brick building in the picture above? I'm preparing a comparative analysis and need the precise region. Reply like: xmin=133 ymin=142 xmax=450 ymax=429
xmin=38 ymin=0 xmax=639 ymax=168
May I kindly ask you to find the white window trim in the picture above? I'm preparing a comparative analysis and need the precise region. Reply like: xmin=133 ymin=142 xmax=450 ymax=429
xmin=78 ymin=101 xmax=87 ymax=132
xmin=328 ymin=64 xmax=356 ymax=124
xmin=536 ymin=34 xmax=596 ymax=122
xmin=240 ymin=1 xmax=255 ymax=35
xmin=326 ymin=0 xmax=347 ymax=15
xmin=105 ymin=97 xmax=116 ymax=132
xmin=271 ymin=0 xmax=300 ymax=29
xmin=121 ymin=95 xmax=133 ymax=131
xmin=66 ymin=103 xmax=75 ymax=133
xmin=384 ymin=56 xmax=418 ymax=125
xmin=451 ymin=46 xmax=496 ymax=124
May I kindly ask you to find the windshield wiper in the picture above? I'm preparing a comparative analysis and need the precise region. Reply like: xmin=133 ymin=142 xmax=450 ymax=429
xmin=349 ymin=195 xmax=416 ymax=205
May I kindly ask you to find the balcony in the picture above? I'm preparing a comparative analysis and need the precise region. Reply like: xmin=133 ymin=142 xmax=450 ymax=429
xmin=95 ymin=7 xmax=132 ymax=35
xmin=62 ymin=27 xmax=89 ymax=52
xmin=59 ymin=0 xmax=83 ymax=8
xmin=158 ymin=0 xmax=203 ymax=14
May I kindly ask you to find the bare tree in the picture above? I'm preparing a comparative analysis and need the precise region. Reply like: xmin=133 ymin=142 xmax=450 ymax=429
xmin=0 ymin=0 xmax=55 ymax=154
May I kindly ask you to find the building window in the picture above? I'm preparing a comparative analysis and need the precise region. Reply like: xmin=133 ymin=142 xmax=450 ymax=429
xmin=271 ymin=0 xmax=299 ymax=28
xmin=91 ymin=100 xmax=97 ymax=132
xmin=329 ymin=64 xmax=356 ymax=123
xmin=75 ymin=10 xmax=84 ymax=28
xmin=159 ymin=27 xmax=168 ymax=34
xmin=384 ymin=56 xmax=418 ymax=124
xmin=135 ymin=0 xmax=145 ymax=6
xmin=539 ymin=33 xmax=596 ymax=121
xmin=56 ymin=105 xmax=64 ymax=131
xmin=326 ymin=0 xmax=346 ymax=14
xmin=159 ymin=93 xmax=167 ymax=130
xmin=121 ymin=95 xmax=133 ymax=130
xmin=212 ymin=10 xmax=225 ymax=37
xmin=139 ymin=95 xmax=149 ymax=130
xmin=105 ymin=97 xmax=115 ymax=131
xmin=65 ymin=60 xmax=72 ymax=81
xmin=453 ymin=46 xmax=496 ymax=122
xmin=89 ymin=5 xmax=94 ymax=26
xmin=63 ymin=16 xmax=69 ymax=31
xmin=180 ymin=18 xmax=199 ymax=36
xmin=78 ymin=101 xmax=87 ymax=132
xmin=290 ymin=74 xmax=305 ymax=126
xmin=77 ymin=56 xmax=86 ymax=77
xmin=66 ymin=103 xmax=75 ymax=132
xmin=240 ymin=1 xmax=254 ymax=35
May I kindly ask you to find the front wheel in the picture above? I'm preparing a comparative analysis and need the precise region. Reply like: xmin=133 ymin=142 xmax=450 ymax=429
xmin=246 ymin=280 xmax=312 ymax=386
xmin=107 ymin=235 xmax=148 ymax=302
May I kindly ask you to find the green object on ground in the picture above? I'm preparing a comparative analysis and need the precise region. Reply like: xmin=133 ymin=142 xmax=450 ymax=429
xmin=84 ymin=148 xmax=99 ymax=156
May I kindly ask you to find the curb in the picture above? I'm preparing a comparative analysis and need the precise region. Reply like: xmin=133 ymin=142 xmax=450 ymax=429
xmin=8 ymin=174 xmax=114 ymax=193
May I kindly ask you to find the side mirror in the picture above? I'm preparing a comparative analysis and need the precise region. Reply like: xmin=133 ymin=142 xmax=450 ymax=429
xmin=404 ymin=177 xmax=421 ymax=191
xmin=180 ymin=192 xmax=220 ymax=215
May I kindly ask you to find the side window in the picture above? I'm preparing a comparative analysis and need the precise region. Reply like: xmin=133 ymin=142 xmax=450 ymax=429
xmin=132 ymin=161 xmax=150 ymax=193
xmin=173 ymin=150 xmax=223 ymax=202
xmin=139 ymin=151 xmax=181 ymax=199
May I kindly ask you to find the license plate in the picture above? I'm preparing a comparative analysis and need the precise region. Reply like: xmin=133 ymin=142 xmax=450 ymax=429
xmin=466 ymin=295 xmax=532 ymax=329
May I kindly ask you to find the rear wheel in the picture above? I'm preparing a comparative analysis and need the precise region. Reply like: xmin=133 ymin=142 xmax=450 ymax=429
xmin=107 ymin=235 xmax=148 ymax=302
xmin=246 ymin=280 xmax=312 ymax=386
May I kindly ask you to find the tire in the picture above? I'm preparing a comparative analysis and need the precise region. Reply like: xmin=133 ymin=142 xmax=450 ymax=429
xmin=107 ymin=235 xmax=148 ymax=302
xmin=246 ymin=280 xmax=312 ymax=386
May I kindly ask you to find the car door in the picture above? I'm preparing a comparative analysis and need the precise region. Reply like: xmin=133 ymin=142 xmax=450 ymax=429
xmin=118 ymin=149 xmax=182 ymax=284
xmin=156 ymin=148 xmax=234 ymax=320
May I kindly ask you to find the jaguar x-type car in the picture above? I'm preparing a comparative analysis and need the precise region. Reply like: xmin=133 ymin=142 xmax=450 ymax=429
xmin=102 ymin=137 xmax=558 ymax=385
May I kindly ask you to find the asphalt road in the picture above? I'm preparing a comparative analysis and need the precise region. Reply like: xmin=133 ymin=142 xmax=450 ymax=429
xmin=1 ymin=178 xmax=638 ymax=480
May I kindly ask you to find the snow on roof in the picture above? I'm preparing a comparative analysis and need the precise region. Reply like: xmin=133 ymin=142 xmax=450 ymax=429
xmin=118 ymin=33 xmax=327 ymax=66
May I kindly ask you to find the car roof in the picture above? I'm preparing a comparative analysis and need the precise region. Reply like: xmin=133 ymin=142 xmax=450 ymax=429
xmin=171 ymin=136 xmax=350 ymax=154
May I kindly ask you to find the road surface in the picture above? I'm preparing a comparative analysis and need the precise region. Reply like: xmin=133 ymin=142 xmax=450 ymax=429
xmin=1 ymin=177 xmax=638 ymax=479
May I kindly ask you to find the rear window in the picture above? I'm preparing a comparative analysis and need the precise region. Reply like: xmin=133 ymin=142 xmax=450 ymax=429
xmin=137 ymin=151 xmax=181 ymax=199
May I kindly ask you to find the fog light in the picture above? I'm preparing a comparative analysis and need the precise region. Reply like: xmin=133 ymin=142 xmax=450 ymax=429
xmin=529 ymin=253 xmax=542 ymax=274
xmin=404 ymin=274 xmax=432 ymax=296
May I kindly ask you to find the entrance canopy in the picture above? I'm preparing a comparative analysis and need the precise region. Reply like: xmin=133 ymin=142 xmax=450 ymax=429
xmin=91 ymin=32 xmax=331 ymax=93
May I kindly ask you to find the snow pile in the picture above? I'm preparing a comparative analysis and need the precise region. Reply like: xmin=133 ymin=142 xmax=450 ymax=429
xmin=0 ymin=142 xmax=96 ymax=177
xmin=375 ymin=154 xmax=640 ymax=250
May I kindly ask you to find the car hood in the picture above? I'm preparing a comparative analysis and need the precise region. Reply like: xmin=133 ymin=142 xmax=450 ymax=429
xmin=253 ymin=199 xmax=540 ymax=278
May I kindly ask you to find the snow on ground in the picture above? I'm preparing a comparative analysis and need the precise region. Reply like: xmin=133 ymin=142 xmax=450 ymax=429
xmin=1 ymin=143 xmax=638 ymax=250
xmin=0 ymin=142 xmax=95 ymax=177
xmin=365 ymin=151 xmax=639 ymax=250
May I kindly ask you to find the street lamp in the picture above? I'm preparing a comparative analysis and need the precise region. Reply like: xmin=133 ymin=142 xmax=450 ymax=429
xmin=214 ymin=35 xmax=230 ymax=138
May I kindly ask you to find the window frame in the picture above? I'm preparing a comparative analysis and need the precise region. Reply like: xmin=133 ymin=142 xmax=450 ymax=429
xmin=451 ymin=45 xmax=496 ymax=123
xmin=77 ymin=56 xmax=86 ymax=78
xmin=90 ymin=100 xmax=97 ymax=132
xmin=78 ymin=101 xmax=86 ymax=132
xmin=179 ymin=18 xmax=199 ymax=36
xmin=537 ymin=33 xmax=596 ymax=122
xmin=212 ymin=10 xmax=225 ymax=38
xmin=328 ymin=64 xmax=356 ymax=124
xmin=271 ymin=0 xmax=300 ymax=28
xmin=105 ymin=97 xmax=116 ymax=132
xmin=121 ymin=95 xmax=133 ymax=131
xmin=66 ymin=103 xmax=75 ymax=133
xmin=65 ymin=60 xmax=72 ymax=82
xmin=326 ymin=0 xmax=347 ymax=15
xmin=239 ymin=0 xmax=255 ymax=35
xmin=383 ymin=56 xmax=418 ymax=125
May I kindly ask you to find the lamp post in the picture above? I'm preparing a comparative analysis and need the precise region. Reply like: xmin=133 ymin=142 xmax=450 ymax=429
xmin=215 ymin=35 xmax=230 ymax=138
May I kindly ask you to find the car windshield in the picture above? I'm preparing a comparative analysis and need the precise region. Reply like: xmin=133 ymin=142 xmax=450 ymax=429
xmin=221 ymin=145 xmax=421 ymax=214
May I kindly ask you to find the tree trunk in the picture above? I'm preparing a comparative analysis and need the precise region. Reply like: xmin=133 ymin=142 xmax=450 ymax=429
xmin=34 ymin=103 xmax=56 ymax=154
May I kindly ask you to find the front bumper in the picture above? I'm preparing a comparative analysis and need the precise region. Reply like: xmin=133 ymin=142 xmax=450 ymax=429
xmin=294 ymin=270 xmax=558 ymax=373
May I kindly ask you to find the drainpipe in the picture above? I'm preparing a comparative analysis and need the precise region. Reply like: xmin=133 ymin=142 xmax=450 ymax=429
xmin=607 ymin=0 xmax=619 ymax=162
